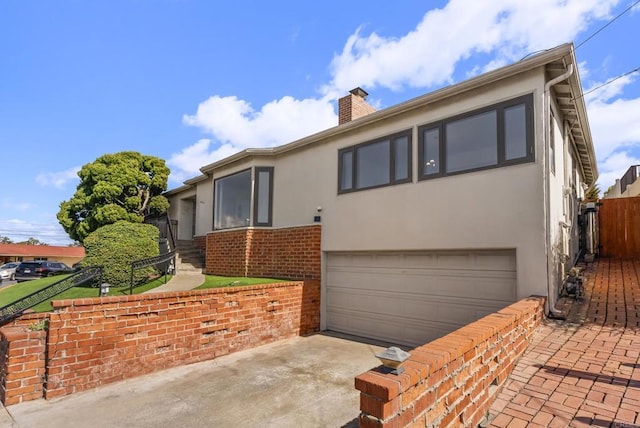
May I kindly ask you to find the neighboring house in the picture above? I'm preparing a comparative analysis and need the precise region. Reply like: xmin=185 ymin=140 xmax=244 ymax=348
xmin=0 ymin=243 xmax=85 ymax=268
xmin=165 ymin=43 xmax=597 ymax=347
xmin=603 ymin=165 xmax=640 ymax=198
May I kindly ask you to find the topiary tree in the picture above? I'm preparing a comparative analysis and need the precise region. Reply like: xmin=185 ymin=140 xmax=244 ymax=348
xmin=82 ymin=221 xmax=160 ymax=287
xmin=57 ymin=151 xmax=170 ymax=243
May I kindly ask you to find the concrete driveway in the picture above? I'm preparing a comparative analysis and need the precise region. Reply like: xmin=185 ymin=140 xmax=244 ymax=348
xmin=3 ymin=333 xmax=386 ymax=428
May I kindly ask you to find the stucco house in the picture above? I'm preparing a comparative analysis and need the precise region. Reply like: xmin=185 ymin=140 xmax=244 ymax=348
xmin=165 ymin=43 xmax=597 ymax=347
xmin=603 ymin=165 xmax=640 ymax=198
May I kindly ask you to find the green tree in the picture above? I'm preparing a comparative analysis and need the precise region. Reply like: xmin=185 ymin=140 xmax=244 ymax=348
xmin=0 ymin=236 xmax=13 ymax=243
xmin=16 ymin=237 xmax=48 ymax=245
xmin=57 ymin=151 xmax=170 ymax=243
xmin=82 ymin=221 xmax=159 ymax=287
xmin=603 ymin=184 xmax=615 ymax=198
xmin=585 ymin=185 xmax=600 ymax=201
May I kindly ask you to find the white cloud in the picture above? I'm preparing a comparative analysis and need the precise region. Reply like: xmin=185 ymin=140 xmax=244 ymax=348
xmin=35 ymin=166 xmax=80 ymax=189
xmin=586 ymin=75 xmax=640 ymax=163
xmin=322 ymin=0 xmax=617 ymax=97
xmin=585 ymin=74 xmax=634 ymax=103
xmin=170 ymin=0 xmax=627 ymax=187
xmin=596 ymin=151 xmax=640 ymax=191
xmin=170 ymin=96 xmax=336 ymax=183
xmin=167 ymin=139 xmax=239 ymax=183
xmin=182 ymin=95 xmax=336 ymax=148
xmin=0 ymin=218 xmax=73 ymax=246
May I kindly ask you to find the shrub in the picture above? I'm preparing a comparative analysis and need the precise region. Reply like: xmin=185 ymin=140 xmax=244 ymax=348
xmin=82 ymin=221 xmax=159 ymax=287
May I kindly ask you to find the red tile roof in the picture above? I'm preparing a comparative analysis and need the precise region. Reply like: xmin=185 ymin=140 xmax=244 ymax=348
xmin=0 ymin=243 xmax=85 ymax=258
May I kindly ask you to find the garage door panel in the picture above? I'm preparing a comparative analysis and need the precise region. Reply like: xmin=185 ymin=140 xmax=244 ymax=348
xmin=327 ymin=269 xmax=515 ymax=302
xmin=330 ymin=251 xmax=515 ymax=270
xmin=326 ymin=309 xmax=461 ymax=346
xmin=327 ymin=288 xmax=509 ymax=327
xmin=325 ymin=250 xmax=517 ymax=347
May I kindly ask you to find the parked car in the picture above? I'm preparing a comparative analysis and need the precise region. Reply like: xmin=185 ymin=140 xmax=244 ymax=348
xmin=14 ymin=261 xmax=73 ymax=282
xmin=0 ymin=262 xmax=20 ymax=281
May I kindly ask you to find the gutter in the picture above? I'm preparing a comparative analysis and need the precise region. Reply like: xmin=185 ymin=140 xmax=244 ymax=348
xmin=544 ymin=62 xmax=574 ymax=317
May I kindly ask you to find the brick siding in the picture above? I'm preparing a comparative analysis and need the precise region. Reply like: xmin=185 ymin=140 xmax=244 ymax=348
xmin=205 ymin=225 xmax=321 ymax=280
xmin=355 ymin=297 xmax=546 ymax=427
xmin=0 ymin=280 xmax=320 ymax=404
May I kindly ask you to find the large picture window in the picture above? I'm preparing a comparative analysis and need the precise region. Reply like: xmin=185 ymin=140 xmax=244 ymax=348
xmin=338 ymin=130 xmax=412 ymax=193
xmin=418 ymin=94 xmax=534 ymax=180
xmin=214 ymin=167 xmax=273 ymax=230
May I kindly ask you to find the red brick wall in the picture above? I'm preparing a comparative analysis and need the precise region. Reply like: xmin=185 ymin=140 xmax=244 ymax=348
xmin=2 ymin=312 xmax=49 ymax=329
xmin=43 ymin=281 xmax=319 ymax=399
xmin=205 ymin=225 xmax=321 ymax=280
xmin=206 ymin=229 xmax=249 ymax=276
xmin=0 ymin=281 xmax=319 ymax=404
xmin=355 ymin=297 xmax=545 ymax=428
xmin=0 ymin=327 xmax=47 ymax=405
xmin=193 ymin=235 xmax=206 ymax=253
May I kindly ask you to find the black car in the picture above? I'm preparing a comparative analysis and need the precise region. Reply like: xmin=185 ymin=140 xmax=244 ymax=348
xmin=15 ymin=261 xmax=73 ymax=282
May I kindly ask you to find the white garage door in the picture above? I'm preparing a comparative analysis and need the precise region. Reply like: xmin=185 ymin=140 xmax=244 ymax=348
xmin=325 ymin=250 xmax=517 ymax=347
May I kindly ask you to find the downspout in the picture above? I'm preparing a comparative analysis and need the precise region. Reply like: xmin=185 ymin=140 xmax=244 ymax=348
xmin=544 ymin=63 xmax=574 ymax=317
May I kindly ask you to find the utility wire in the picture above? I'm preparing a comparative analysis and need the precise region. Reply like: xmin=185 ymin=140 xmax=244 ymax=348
xmin=573 ymin=66 xmax=640 ymax=101
xmin=575 ymin=0 xmax=640 ymax=50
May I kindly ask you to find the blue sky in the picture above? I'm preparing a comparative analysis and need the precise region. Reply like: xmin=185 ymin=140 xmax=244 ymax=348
xmin=1 ymin=0 xmax=639 ymax=245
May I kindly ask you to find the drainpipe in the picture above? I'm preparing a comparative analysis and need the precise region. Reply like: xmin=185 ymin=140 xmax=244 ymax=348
xmin=544 ymin=62 xmax=574 ymax=318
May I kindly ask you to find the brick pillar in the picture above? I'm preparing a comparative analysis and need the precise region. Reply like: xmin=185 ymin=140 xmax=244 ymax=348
xmin=0 ymin=326 xmax=47 ymax=405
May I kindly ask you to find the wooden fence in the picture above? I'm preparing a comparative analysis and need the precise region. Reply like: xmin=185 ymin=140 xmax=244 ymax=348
xmin=599 ymin=197 xmax=640 ymax=258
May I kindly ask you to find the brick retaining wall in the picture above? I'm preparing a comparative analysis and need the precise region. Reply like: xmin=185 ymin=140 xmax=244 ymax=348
xmin=355 ymin=297 xmax=545 ymax=427
xmin=0 ymin=280 xmax=320 ymax=404
xmin=205 ymin=225 xmax=321 ymax=280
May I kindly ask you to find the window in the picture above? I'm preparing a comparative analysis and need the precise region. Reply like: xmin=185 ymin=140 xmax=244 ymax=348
xmin=418 ymin=94 xmax=534 ymax=179
xmin=338 ymin=130 xmax=412 ymax=193
xmin=446 ymin=110 xmax=497 ymax=173
xmin=214 ymin=168 xmax=274 ymax=230
xmin=214 ymin=169 xmax=252 ymax=229
xmin=254 ymin=167 xmax=274 ymax=227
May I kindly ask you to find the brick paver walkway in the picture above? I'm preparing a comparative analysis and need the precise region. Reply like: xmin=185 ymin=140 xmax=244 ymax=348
xmin=489 ymin=259 xmax=640 ymax=428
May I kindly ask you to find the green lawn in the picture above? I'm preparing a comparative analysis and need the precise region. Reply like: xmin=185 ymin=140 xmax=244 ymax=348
xmin=1 ymin=274 xmax=284 ymax=314
xmin=195 ymin=275 xmax=285 ymax=289
xmin=0 ymin=275 xmax=172 ymax=313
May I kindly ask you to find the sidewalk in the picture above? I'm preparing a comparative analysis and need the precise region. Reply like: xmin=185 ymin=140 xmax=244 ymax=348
xmin=0 ymin=405 xmax=15 ymax=428
xmin=489 ymin=259 xmax=640 ymax=427
xmin=142 ymin=272 xmax=205 ymax=293
xmin=3 ymin=334 xmax=383 ymax=428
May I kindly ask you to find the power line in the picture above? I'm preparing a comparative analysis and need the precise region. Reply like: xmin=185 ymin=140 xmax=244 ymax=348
xmin=575 ymin=0 xmax=640 ymax=50
xmin=573 ymin=66 xmax=640 ymax=101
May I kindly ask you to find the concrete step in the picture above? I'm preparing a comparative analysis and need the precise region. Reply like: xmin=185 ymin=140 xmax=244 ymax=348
xmin=173 ymin=240 xmax=205 ymax=274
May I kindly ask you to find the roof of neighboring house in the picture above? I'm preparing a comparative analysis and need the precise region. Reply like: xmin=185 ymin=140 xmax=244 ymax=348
xmin=0 ymin=243 xmax=85 ymax=258
xmin=169 ymin=42 xmax=597 ymax=192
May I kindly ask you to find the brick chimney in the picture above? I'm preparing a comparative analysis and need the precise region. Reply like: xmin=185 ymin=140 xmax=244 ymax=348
xmin=338 ymin=87 xmax=376 ymax=125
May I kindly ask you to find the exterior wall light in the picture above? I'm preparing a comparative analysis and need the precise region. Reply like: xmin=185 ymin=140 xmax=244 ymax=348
xmin=99 ymin=283 xmax=111 ymax=297
xmin=375 ymin=346 xmax=410 ymax=375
